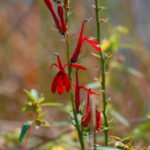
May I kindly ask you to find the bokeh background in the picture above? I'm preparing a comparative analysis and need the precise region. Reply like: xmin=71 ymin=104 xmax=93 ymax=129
xmin=0 ymin=0 xmax=150 ymax=149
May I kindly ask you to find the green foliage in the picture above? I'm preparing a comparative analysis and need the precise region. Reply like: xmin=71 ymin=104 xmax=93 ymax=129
xmin=19 ymin=121 xmax=32 ymax=142
xmin=108 ymin=104 xmax=130 ymax=127
xmin=42 ymin=102 xmax=63 ymax=106
xmin=70 ymin=111 xmax=82 ymax=126
xmin=82 ymin=126 xmax=90 ymax=136
xmin=110 ymin=136 xmax=135 ymax=150
xmin=19 ymin=89 xmax=63 ymax=142
xmin=90 ymin=145 xmax=121 ymax=150
xmin=130 ymin=120 xmax=150 ymax=140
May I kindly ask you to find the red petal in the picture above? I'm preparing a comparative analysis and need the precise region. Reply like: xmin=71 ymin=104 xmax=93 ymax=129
xmin=57 ymin=55 xmax=63 ymax=70
xmin=58 ymin=5 xmax=67 ymax=33
xmin=44 ymin=0 xmax=62 ymax=32
xmin=96 ymin=109 xmax=101 ymax=131
xmin=80 ymin=85 xmax=100 ymax=96
xmin=84 ymin=37 xmax=102 ymax=52
xmin=50 ymin=63 xmax=59 ymax=69
xmin=51 ymin=72 xmax=61 ymax=93
xmin=69 ymin=64 xmax=87 ymax=70
xmin=75 ymin=70 xmax=80 ymax=112
xmin=71 ymin=21 xmax=87 ymax=63
xmin=57 ymin=75 xmax=66 ymax=94
xmin=64 ymin=74 xmax=71 ymax=92
xmin=81 ymin=110 xmax=91 ymax=127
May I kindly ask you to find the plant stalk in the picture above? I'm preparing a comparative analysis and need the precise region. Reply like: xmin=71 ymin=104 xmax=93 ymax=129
xmin=94 ymin=0 xmax=109 ymax=146
xmin=65 ymin=33 xmax=85 ymax=150
xmin=64 ymin=5 xmax=85 ymax=150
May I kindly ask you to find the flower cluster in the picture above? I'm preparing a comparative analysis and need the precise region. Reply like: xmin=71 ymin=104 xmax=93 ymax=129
xmin=44 ymin=0 xmax=102 ymax=132
xmin=44 ymin=0 xmax=67 ymax=34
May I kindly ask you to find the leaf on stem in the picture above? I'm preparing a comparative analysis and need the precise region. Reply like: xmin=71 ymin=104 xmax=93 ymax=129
xmin=42 ymin=102 xmax=63 ymax=106
xmin=19 ymin=121 xmax=32 ymax=142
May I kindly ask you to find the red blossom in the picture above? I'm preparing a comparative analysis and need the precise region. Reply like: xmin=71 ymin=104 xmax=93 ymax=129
xmin=71 ymin=20 xmax=87 ymax=63
xmin=81 ymin=88 xmax=101 ymax=131
xmin=71 ymin=20 xmax=102 ymax=63
xmin=58 ymin=5 xmax=67 ymax=33
xmin=50 ymin=55 xmax=87 ymax=94
xmin=44 ymin=0 xmax=62 ymax=32
xmin=44 ymin=0 xmax=67 ymax=34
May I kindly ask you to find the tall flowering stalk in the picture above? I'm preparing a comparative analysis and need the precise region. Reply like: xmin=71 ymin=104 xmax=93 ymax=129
xmin=44 ymin=0 xmax=103 ymax=149
xmin=94 ymin=0 xmax=109 ymax=146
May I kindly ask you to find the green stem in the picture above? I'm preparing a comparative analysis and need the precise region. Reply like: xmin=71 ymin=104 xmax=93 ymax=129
xmin=65 ymin=33 xmax=85 ymax=150
xmin=94 ymin=0 xmax=109 ymax=146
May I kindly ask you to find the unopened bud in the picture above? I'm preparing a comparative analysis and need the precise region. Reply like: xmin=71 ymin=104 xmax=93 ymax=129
xmin=100 ymin=18 xmax=109 ymax=23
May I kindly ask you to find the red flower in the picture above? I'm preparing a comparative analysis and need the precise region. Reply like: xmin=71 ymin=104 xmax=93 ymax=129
xmin=50 ymin=54 xmax=87 ymax=94
xmin=71 ymin=20 xmax=102 ymax=63
xmin=44 ymin=0 xmax=67 ymax=34
xmin=58 ymin=5 xmax=67 ymax=33
xmin=44 ymin=0 xmax=62 ymax=32
xmin=81 ymin=87 xmax=101 ymax=131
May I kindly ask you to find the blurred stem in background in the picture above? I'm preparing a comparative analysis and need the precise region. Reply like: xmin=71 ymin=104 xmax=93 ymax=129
xmin=94 ymin=0 xmax=109 ymax=146
xmin=64 ymin=1 xmax=85 ymax=150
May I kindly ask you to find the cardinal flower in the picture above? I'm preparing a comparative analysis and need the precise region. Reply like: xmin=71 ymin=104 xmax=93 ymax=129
xmin=58 ymin=5 xmax=67 ymax=33
xmin=50 ymin=54 xmax=87 ymax=94
xmin=44 ymin=0 xmax=67 ymax=34
xmin=71 ymin=20 xmax=102 ymax=63
xmin=81 ymin=87 xmax=101 ymax=131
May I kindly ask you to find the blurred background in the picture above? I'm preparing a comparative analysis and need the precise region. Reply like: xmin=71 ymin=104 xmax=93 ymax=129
xmin=0 ymin=0 xmax=150 ymax=149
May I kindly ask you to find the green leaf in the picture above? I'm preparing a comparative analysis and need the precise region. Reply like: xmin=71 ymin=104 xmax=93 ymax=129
xmin=82 ymin=126 xmax=90 ymax=136
xmin=89 ymin=145 xmax=121 ymax=150
xmin=125 ymin=66 xmax=143 ymax=78
xmin=109 ymin=104 xmax=130 ymax=127
xmin=19 ymin=121 xmax=32 ymax=142
xmin=52 ymin=120 xmax=71 ymax=126
xmin=70 ymin=111 xmax=82 ymax=126
xmin=30 ymin=89 xmax=38 ymax=100
xmin=130 ymin=120 xmax=150 ymax=138
xmin=24 ymin=89 xmax=36 ymax=102
xmin=110 ymin=135 xmax=121 ymax=141
xmin=86 ymin=82 xmax=101 ymax=89
xmin=42 ymin=102 xmax=63 ymax=107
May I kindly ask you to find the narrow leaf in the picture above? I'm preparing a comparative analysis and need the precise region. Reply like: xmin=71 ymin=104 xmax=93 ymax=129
xmin=24 ymin=89 xmax=36 ymax=102
xmin=109 ymin=105 xmax=130 ymax=127
xmin=30 ymin=89 xmax=38 ymax=100
xmin=86 ymin=82 xmax=101 ymax=89
xmin=19 ymin=121 xmax=32 ymax=142
xmin=42 ymin=102 xmax=63 ymax=107
xmin=89 ymin=146 xmax=121 ymax=150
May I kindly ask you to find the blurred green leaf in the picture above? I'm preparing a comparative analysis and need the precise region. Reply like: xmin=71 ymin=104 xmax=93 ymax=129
xmin=89 ymin=145 xmax=121 ymax=150
xmin=86 ymin=82 xmax=101 ymax=89
xmin=19 ymin=121 xmax=32 ymax=142
xmin=130 ymin=120 xmax=150 ymax=138
xmin=24 ymin=89 xmax=36 ymax=102
xmin=82 ymin=126 xmax=90 ymax=136
xmin=109 ymin=104 xmax=130 ymax=127
xmin=125 ymin=66 xmax=143 ymax=78
xmin=52 ymin=120 xmax=71 ymax=126
xmin=42 ymin=102 xmax=63 ymax=106
xmin=30 ymin=89 xmax=38 ymax=100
